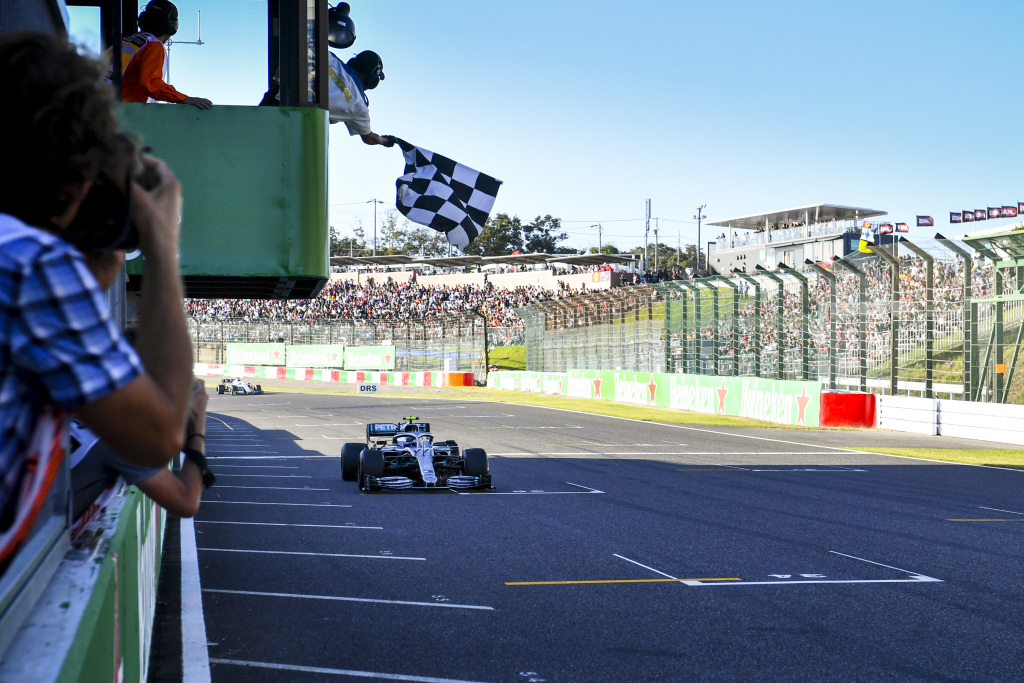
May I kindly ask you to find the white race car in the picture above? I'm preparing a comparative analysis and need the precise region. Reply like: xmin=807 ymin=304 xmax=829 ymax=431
xmin=215 ymin=378 xmax=263 ymax=395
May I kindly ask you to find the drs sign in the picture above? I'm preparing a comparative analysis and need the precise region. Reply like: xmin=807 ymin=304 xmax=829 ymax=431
xmin=357 ymin=382 xmax=380 ymax=395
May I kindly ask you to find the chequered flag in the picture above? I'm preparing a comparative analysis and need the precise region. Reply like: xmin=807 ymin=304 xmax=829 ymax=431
xmin=393 ymin=139 xmax=502 ymax=251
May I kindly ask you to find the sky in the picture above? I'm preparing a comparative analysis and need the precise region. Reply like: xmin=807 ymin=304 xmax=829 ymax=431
xmin=68 ymin=0 xmax=1024 ymax=254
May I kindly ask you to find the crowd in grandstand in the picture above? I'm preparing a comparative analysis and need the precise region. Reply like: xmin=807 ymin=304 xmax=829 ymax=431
xmin=185 ymin=277 xmax=582 ymax=329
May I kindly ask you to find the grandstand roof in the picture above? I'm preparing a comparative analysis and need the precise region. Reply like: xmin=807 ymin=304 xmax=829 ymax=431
xmin=962 ymin=225 xmax=1024 ymax=262
xmin=708 ymin=204 xmax=887 ymax=231
xmin=330 ymin=252 xmax=637 ymax=270
xmin=545 ymin=253 xmax=640 ymax=267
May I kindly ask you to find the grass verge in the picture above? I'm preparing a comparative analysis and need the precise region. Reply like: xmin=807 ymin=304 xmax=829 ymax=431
xmin=855 ymin=447 xmax=1024 ymax=469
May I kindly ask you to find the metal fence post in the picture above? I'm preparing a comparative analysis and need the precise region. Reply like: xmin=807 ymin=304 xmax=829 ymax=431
xmin=755 ymin=265 xmax=785 ymax=379
xmin=735 ymin=271 xmax=761 ymax=378
xmin=872 ymin=243 xmax=901 ymax=396
xmin=777 ymin=264 xmax=810 ymax=381
xmin=900 ymin=238 xmax=935 ymax=398
xmin=833 ymin=257 xmax=867 ymax=392
xmin=804 ymin=260 xmax=837 ymax=389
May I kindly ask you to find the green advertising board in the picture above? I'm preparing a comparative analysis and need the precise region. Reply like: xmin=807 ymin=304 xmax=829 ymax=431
xmin=343 ymin=346 xmax=396 ymax=370
xmin=286 ymin=345 xmax=345 ymax=368
xmin=225 ymin=343 xmax=285 ymax=365
xmin=567 ymin=369 xmax=821 ymax=426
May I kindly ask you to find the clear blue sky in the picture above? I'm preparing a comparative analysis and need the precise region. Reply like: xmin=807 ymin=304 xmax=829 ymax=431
xmin=69 ymin=1 xmax=1024 ymax=253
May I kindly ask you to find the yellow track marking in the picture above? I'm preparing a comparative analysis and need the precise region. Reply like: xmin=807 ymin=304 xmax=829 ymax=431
xmin=505 ymin=578 xmax=742 ymax=586
xmin=948 ymin=518 xmax=1024 ymax=522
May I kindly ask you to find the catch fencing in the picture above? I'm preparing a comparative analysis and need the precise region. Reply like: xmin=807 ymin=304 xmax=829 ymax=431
xmin=189 ymin=313 xmax=490 ymax=382
xmin=517 ymin=237 xmax=1024 ymax=402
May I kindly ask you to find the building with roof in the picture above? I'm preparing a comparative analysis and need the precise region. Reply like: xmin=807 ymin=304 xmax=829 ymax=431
xmin=705 ymin=203 xmax=887 ymax=274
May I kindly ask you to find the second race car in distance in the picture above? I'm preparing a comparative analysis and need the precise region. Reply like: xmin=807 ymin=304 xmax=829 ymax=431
xmin=340 ymin=417 xmax=491 ymax=491
xmin=215 ymin=378 xmax=263 ymax=395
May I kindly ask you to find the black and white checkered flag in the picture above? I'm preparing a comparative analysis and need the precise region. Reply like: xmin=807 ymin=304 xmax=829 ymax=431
xmin=394 ymin=139 xmax=502 ymax=251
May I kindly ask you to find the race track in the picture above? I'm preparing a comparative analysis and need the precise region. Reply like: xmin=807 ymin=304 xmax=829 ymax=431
xmin=160 ymin=388 xmax=1024 ymax=682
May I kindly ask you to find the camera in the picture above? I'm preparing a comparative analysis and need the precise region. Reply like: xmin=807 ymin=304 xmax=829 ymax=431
xmin=63 ymin=159 xmax=160 ymax=251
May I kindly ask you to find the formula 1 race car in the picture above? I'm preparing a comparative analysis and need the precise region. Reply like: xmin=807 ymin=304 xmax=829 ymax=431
xmin=340 ymin=417 xmax=491 ymax=491
xmin=215 ymin=378 xmax=263 ymax=395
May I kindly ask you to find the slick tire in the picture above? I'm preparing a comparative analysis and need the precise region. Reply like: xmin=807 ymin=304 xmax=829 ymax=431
xmin=462 ymin=448 xmax=488 ymax=476
xmin=341 ymin=443 xmax=362 ymax=481
xmin=359 ymin=449 xmax=385 ymax=489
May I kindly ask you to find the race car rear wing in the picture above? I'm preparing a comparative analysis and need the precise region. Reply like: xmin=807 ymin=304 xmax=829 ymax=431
xmin=366 ymin=422 xmax=431 ymax=441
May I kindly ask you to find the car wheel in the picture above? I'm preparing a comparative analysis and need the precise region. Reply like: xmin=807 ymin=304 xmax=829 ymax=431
xmin=255 ymin=384 xmax=262 ymax=393
xmin=216 ymin=385 xmax=224 ymax=394
xmin=341 ymin=443 xmax=362 ymax=481
xmin=462 ymin=448 xmax=488 ymax=476
xmin=359 ymin=449 xmax=385 ymax=489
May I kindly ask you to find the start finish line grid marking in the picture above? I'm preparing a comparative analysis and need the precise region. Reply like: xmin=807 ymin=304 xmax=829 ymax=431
xmin=506 ymin=551 xmax=942 ymax=588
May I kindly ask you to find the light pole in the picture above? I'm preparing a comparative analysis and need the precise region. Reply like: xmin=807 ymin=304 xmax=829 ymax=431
xmin=644 ymin=199 xmax=651 ymax=273
xmin=654 ymin=217 xmax=659 ymax=273
xmin=694 ymin=204 xmax=707 ymax=276
xmin=590 ymin=224 xmax=602 ymax=253
xmin=366 ymin=199 xmax=384 ymax=257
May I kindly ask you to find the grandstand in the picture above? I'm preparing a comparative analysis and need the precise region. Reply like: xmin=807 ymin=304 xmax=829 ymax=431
xmin=705 ymin=203 xmax=887 ymax=274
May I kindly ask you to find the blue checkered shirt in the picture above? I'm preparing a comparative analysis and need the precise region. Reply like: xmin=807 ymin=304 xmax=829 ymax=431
xmin=1 ymin=214 xmax=143 ymax=489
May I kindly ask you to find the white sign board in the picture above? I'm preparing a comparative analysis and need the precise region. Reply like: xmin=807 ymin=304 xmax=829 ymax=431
xmin=357 ymin=382 xmax=380 ymax=395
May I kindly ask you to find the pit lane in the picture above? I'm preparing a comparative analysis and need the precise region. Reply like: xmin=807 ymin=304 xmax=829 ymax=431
xmin=155 ymin=387 xmax=1024 ymax=682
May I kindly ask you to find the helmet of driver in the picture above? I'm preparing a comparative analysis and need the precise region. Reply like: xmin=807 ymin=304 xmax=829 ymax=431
xmin=327 ymin=2 xmax=356 ymax=49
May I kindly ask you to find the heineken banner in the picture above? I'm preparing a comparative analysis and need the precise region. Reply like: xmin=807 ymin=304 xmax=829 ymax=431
xmin=225 ymin=343 xmax=285 ymax=365
xmin=343 ymin=345 xmax=396 ymax=370
xmin=286 ymin=344 xmax=345 ymax=368
xmin=565 ymin=370 xmax=821 ymax=426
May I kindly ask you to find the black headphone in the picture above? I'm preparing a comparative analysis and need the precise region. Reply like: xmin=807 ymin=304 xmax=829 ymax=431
xmin=138 ymin=0 xmax=179 ymax=37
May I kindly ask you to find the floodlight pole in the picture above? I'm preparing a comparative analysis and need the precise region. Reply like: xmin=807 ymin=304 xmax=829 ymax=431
xmin=367 ymin=199 xmax=384 ymax=257
xmin=695 ymin=204 xmax=707 ymax=277
xmin=591 ymin=224 xmax=602 ymax=252
xmin=654 ymin=218 xmax=659 ymax=273
xmin=645 ymin=199 xmax=651 ymax=273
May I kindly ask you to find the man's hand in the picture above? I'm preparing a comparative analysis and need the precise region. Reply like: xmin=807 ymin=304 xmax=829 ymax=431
xmin=183 ymin=96 xmax=213 ymax=110
xmin=360 ymin=132 xmax=396 ymax=147
xmin=130 ymin=156 xmax=182 ymax=258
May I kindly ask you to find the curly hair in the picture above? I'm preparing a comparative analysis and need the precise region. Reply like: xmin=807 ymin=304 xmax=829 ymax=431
xmin=0 ymin=33 xmax=138 ymax=227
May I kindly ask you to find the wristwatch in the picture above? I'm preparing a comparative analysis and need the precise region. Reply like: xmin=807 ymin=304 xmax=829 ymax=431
xmin=183 ymin=447 xmax=216 ymax=488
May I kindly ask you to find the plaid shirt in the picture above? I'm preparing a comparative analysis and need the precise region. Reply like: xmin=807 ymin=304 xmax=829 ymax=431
xmin=0 ymin=214 xmax=143 ymax=494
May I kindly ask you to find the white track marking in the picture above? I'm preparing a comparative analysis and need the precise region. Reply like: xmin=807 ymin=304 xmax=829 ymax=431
xmin=213 ymin=474 xmax=312 ymax=479
xmin=200 ymin=501 xmax=351 ymax=508
xmin=829 ymin=551 xmax=940 ymax=580
xmin=199 ymin=548 xmax=424 ymax=561
xmin=207 ymin=416 xmax=233 ymax=430
xmin=212 ymin=485 xmax=329 ymax=490
xmin=613 ymin=554 xmax=678 ymax=579
xmin=181 ymin=518 xmax=211 ymax=682
xmin=565 ymin=482 xmax=605 ymax=493
xmin=293 ymin=423 xmax=362 ymax=427
xmin=209 ymin=658 xmax=493 ymax=682
xmin=684 ymin=577 xmax=942 ymax=587
xmin=203 ymin=588 xmax=494 ymax=611
xmin=208 ymin=465 xmax=298 ymax=470
xmin=207 ymin=455 xmax=339 ymax=460
xmin=980 ymin=506 xmax=1024 ymax=516
xmin=196 ymin=520 xmax=381 ymax=530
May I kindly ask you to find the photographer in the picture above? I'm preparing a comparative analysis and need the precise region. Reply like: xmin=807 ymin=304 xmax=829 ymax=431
xmin=0 ymin=30 xmax=194 ymax=502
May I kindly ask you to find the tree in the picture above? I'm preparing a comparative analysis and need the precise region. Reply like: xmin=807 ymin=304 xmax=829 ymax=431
xmin=465 ymin=213 xmax=524 ymax=256
xmin=523 ymin=215 xmax=567 ymax=254
xmin=330 ymin=222 xmax=367 ymax=257
xmin=589 ymin=244 xmax=620 ymax=255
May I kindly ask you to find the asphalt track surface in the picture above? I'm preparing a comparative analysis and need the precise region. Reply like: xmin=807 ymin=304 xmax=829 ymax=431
xmin=170 ymin=386 xmax=1024 ymax=682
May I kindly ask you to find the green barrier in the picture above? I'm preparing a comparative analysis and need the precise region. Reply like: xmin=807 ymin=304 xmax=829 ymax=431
xmin=225 ymin=343 xmax=285 ymax=365
xmin=286 ymin=344 xmax=344 ymax=368
xmin=510 ymin=370 xmax=822 ymax=427
xmin=58 ymin=490 xmax=164 ymax=683
xmin=344 ymin=346 xmax=396 ymax=370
